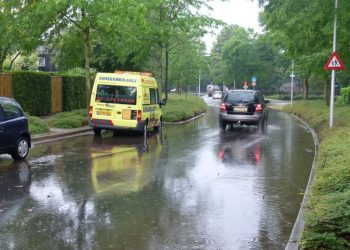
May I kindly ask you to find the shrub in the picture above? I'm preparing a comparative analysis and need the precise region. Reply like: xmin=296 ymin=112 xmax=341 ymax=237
xmin=12 ymin=71 xmax=51 ymax=116
xmin=27 ymin=115 xmax=50 ymax=134
xmin=47 ymin=109 xmax=88 ymax=128
xmin=61 ymin=75 xmax=87 ymax=111
xmin=336 ymin=87 xmax=350 ymax=105
xmin=162 ymin=94 xmax=207 ymax=122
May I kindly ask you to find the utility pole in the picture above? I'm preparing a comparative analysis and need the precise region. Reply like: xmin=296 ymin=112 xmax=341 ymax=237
xmin=290 ymin=60 xmax=295 ymax=106
xmin=329 ymin=0 xmax=338 ymax=128
xmin=198 ymin=69 xmax=201 ymax=96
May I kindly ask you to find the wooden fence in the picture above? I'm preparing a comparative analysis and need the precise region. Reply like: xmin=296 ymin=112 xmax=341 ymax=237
xmin=0 ymin=73 xmax=63 ymax=113
xmin=0 ymin=73 xmax=13 ymax=97
xmin=51 ymin=76 xmax=63 ymax=113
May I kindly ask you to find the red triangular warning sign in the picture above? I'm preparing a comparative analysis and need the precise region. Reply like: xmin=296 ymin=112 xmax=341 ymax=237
xmin=324 ymin=51 xmax=345 ymax=70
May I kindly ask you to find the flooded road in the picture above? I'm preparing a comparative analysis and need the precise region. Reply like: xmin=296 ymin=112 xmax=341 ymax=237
xmin=0 ymin=100 xmax=315 ymax=249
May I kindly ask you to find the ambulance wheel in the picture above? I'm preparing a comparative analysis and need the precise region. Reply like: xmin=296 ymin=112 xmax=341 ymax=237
xmin=93 ymin=128 xmax=102 ymax=135
xmin=154 ymin=117 xmax=162 ymax=132
xmin=142 ymin=123 xmax=148 ymax=137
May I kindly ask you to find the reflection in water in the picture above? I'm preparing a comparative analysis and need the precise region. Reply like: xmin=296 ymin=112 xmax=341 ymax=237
xmin=218 ymin=128 xmax=264 ymax=166
xmin=90 ymin=133 xmax=162 ymax=196
xmin=0 ymin=161 xmax=31 ymax=227
xmin=0 ymin=107 xmax=315 ymax=249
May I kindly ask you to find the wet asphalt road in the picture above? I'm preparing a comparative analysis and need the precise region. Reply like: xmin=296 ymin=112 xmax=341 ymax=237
xmin=0 ymin=97 xmax=315 ymax=249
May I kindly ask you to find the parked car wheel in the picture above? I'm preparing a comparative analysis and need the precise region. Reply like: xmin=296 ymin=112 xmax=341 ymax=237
xmin=11 ymin=137 xmax=29 ymax=161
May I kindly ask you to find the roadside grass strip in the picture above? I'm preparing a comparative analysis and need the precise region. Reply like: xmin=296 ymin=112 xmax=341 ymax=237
xmin=284 ymin=101 xmax=350 ymax=250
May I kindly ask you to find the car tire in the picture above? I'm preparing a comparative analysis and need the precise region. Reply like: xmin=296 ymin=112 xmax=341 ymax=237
xmin=93 ymin=128 xmax=102 ymax=136
xmin=11 ymin=137 xmax=29 ymax=161
xmin=219 ymin=119 xmax=227 ymax=130
xmin=154 ymin=117 xmax=162 ymax=132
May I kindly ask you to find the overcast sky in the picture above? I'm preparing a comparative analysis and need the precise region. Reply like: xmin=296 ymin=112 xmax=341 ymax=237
xmin=203 ymin=0 xmax=262 ymax=52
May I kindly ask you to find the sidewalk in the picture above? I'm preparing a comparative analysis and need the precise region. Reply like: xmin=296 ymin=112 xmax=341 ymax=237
xmin=32 ymin=126 xmax=93 ymax=144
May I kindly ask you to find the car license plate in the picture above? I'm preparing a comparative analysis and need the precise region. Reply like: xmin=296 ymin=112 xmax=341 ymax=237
xmin=234 ymin=107 xmax=247 ymax=112
xmin=97 ymin=110 xmax=111 ymax=116
xmin=122 ymin=109 xmax=131 ymax=120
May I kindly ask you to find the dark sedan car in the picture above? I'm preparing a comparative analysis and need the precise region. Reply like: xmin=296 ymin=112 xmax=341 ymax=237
xmin=0 ymin=97 xmax=31 ymax=160
xmin=219 ymin=90 xmax=269 ymax=130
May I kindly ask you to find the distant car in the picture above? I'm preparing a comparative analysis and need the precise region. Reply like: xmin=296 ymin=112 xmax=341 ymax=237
xmin=0 ymin=97 xmax=31 ymax=160
xmin=219 ymin=90 xmax=269 ymax=130
xmin=212 ymin=90 xmax=223 ymax=99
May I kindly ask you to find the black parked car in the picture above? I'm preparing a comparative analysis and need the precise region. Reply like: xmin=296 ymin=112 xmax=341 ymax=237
xmin=219 ymin=90 xmax=269 ymax=130
xmin=0 ymin=97 xmax=31 ymax=160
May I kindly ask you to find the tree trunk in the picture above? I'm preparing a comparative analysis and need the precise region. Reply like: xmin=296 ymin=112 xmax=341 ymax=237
xmin=83 ymin=27 xmax=91 ymax=108
xmin=164 ymin=45 xmax=169 ymax=100
xmin=323 ymin=79 xmax=330 ymax=105
xmin=9 ymin=51 xmax=21 ymax=70
xmin=303 ymin=78 xmax=309 ymax=100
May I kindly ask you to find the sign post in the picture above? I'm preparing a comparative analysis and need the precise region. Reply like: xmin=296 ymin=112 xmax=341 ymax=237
xmin=324 ymin=0 xmax=345 ymax=128
xmin=252 ymin=76 xmax=256 ymax=90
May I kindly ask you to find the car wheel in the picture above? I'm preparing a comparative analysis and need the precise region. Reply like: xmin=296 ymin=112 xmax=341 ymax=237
xmin=11 ymin=137 xmax=29 ymax=161
xmin=219 ymin=119 xmax=227 ymax=130
xmin=93 ymin=128 xmax=102 ymax=135
xmin=154 ymin=117 xmax=162 ymax=132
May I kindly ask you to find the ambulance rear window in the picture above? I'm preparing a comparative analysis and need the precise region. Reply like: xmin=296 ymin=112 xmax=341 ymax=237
xmin=96 ymin=85 xmax=137 ymax=105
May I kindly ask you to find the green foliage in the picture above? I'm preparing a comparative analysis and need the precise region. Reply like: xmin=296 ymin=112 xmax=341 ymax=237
xmin=283 ymin=101 xmax=350 ymax=248
xmin=27 ymin=115 xmax=50 ymax=135
xmin=47 ymin=109 xmax=88 ymax=128
xmin=210 ymin=25 xmax=288 ymax=91
xmin=336 ymin=87 xmax=350 ymax=106
xmin=162 ymin=94 xmax=207 ymax=122
xmin=61 ymin=75 xmax=87 ymax=111
xmin=12 ymin=71 xmax=51 ymax=116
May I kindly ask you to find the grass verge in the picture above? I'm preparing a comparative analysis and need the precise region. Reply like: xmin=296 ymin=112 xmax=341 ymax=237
xmin=162 ymin=94 xmax=207 ymax=122
xmin=28 ymin=115 xmax=50 ymax=135
xmin=46 ymin=109 xmax=88 ymax=129
xmin=283 ymin=100 xmax=350 ymax=249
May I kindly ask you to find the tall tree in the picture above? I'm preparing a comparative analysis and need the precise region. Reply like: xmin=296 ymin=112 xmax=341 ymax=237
xmin=145 ymin=0 xmax=221 ymax=100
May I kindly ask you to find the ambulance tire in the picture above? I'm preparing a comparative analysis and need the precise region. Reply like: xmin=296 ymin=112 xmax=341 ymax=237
xmin=142 ymin=122 xmax=148 ymax=137
xmin=154 ymin=117 xmax=162 ymax=132
xmin=93 ymin=128 xmax=102 ymax=136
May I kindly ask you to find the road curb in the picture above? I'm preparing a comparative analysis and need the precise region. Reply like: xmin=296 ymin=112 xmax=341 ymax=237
xmin=163 ymin=112 xmax=206 ymax=125
xmin=285 ymin=114 xmax=319 ymax=250
xmin=32 ymin=126 xmax=93 ymax=143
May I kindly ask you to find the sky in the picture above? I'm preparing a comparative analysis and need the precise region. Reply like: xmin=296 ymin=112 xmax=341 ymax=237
xmin=203 ymin=0 xmax=262 ymax=52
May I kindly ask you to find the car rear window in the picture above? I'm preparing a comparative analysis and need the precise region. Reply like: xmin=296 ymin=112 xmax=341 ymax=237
xmin=225 ymin=92 xmax=255 ymax=103
xmin=96 ymin=85 xmax=137 ymax=105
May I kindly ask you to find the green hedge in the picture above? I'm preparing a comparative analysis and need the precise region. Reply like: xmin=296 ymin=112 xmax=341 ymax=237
xmin=336 ymin=87 xmax=350 ymax=105
xmin=62 ymin=75 xmax=86 ymax=111
xmin=12 ymin=71 xmax=51 ymax=116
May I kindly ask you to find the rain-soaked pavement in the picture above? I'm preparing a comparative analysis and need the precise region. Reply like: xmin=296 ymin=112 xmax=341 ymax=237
xmin=0 ymin=98 xmax=315 ymax=249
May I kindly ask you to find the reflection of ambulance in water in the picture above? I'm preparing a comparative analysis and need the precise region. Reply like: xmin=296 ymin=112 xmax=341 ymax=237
xmin=90 ymin=134 xmax=162 ymax=196
xmin=88 ymin=71 xmax=166 ymax=135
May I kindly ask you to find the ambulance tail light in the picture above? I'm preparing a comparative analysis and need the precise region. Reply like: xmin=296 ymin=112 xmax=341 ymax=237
xmin=137 ymin=110 xmax=142 ymax=122
xmin=88 ymin=106 xmax=93 ymax=117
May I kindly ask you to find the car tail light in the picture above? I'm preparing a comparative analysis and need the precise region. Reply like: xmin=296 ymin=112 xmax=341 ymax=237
xmin=220 ymin=103 xmax=226 ymax=112
xmin=137 ymin=110 xmax=142 ymax=122
xmin=88 ymin=106 xmax=93 ymax=117
xmin=255 ymin=104 xmax=263 ymax=112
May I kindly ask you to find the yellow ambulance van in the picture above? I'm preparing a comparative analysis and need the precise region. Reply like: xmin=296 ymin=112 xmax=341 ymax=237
xmin=88 ymin=71 xmax=165 ymax=135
